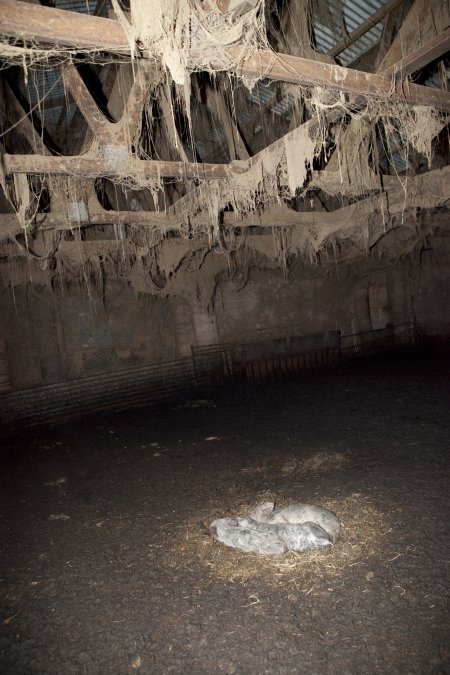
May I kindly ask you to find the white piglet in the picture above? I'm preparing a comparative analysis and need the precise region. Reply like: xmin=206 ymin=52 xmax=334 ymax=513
xmin=210 ymin=501 xmax=341 ymax=556
xmin=248 ymin=501 xmax=341 ymax=542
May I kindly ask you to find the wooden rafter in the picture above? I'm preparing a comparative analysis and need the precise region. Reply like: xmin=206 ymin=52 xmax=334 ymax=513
xmin=0 ymin=0 xmax=129 ymax=52
xmin=1 ymin=0 xmax=449 ymax=111
xmin=207 ymin=86 xmax=249 ymax=161
xmin=378 ymin=0 xmax=450 ymax=73
xmin=62 ymin=64 xmax=116 ymax=142
xmin=116 ymin=64 xmax=153 ymax=145
xmin=0 ymin=102 xmax=343 ymax=180
xmin=223 ymin=47 xmax=450 ymax=111
xmin=382 ymin=27 xmax=450 ymax=79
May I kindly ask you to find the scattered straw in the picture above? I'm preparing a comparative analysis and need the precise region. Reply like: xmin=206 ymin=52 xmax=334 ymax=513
xmin=282 ymin=450 xmax=351 ymax=476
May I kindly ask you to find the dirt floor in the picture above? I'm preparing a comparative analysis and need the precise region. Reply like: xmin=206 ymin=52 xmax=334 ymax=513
xmin=0 ymin=351 xmax=449 ymax=674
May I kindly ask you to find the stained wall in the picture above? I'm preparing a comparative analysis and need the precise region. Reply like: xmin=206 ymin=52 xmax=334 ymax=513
xmin=0 ymin=231 xmax=449 ymax=391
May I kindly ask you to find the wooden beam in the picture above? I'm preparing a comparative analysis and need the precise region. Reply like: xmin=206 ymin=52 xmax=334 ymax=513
xmin=116 ymin=64 xmax=152 ymax=146
xmin=0 ymin=209 xmax=168 ymax=231
xmin=158 ymin=85 xmax=190 ymax=163
xmin=221 ymin=48 xmax=450 ymax=111
xmin=62 ymin=64 xmax=117 ymax=141
xmin=1 ymin=166 xmax=448 ymax=237
xmin=1 ymin=153 xmax=230 ymax=179
xmin=328 ymin=0 xmax=404 ymax=58
xmin=207 ymin=86 xmax=250 ymax=161
xmin=3 ymin=107 xmax=341 ymax=181
xmin=379 ymin=0 xmax=450 ymax=73
xmin=1 ymin=1 xmax=449 ymax=111
xmin=382 ymin=27 xmax=450 ymax=78
xmin=0 ymin=0 xmax=129 ymax=52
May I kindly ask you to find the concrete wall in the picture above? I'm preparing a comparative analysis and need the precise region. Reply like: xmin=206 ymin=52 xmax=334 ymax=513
xmin=0 ymin=231 xmax=449 ymax=391
xmin=214 ymin=233 xmax=450 ymax=343
xmin=0 ymin=282 xmax=191 ymax=390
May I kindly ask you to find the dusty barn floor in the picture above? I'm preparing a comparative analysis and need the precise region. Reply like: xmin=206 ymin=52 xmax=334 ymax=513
xmin=0 ymin=351 xmax=449 ymax=674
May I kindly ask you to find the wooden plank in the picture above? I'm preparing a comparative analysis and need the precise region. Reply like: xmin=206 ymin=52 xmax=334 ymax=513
xmin=328 ymin=0 xmax=404 ymax=58
xmin=382 ymin=27 xmax=450 ymax=78
xmin=1 ymin=153 xmax=230 ymax=179
xmin=0 ymin=0 xmax=129 ymax=51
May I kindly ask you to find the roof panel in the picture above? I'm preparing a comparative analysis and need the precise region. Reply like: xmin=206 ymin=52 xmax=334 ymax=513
xmin=313 ymin=0 xmax=389 ymax=59
xmin=338 ymin=20 xmax=384 ymax=65
xmin=53 ymin=0 xmax=99 ymax=15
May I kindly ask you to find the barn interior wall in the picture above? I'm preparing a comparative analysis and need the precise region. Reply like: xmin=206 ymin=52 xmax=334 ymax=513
xmin=215 ymin=233 xmax=450 ymax=343
xmin=0 ymin=282 xmax=187 ymax=389
xmin=0 ymin=231 xmax=449 ymax=391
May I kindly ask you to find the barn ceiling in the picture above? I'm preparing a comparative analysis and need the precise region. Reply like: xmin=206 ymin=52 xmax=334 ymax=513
xmin=0 ymin=0 xmax=449 ymax=286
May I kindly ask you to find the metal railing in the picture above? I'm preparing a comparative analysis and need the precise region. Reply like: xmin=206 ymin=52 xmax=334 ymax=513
xmin=0 ymin=357 xmax=195 ymax=429
xmin=340 ymin=322 xmax=422 ymax=358
xmin=1 ymin=321 xmax=446 ymax=431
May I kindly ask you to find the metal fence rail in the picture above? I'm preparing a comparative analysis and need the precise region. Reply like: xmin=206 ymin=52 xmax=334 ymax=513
xmin=1 ymin=322 xmax=446 ymax=431
xmin=340 ymin=322 xmax=422 ymax=359
xmin=0 ymin=357 xmax=195 ymax=429
xmin=192 ymin=330 xmax=341 ymax=385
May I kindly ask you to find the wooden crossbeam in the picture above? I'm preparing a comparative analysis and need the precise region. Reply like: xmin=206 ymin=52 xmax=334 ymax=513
xmin=0 ymin=0 xmax=129 ymax=52
xmin=1 ymin=166 xmax=448 ymax=237
xmin=222 ymin=47 xmax=450 ymax=111
xmin=1 ymin=153 xmax=231 ymax=179
xmin=0 ymin=106 xmax=342 ymax=181
xmin=208 ymin=87 xmax=250 ymax=161
xmin=116 ymin=64 xmax=152 ymax=145
xmin=1 ymin=0 xmax=449 ymax=111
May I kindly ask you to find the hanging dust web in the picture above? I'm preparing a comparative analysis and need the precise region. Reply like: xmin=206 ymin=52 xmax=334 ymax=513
xmin=163 ymin=492 xmax=391 ymax=589
xmin=111 ymin=0 xmax=268 ymax=85
xmin=0 ymin=0 xmax=449 ymax=282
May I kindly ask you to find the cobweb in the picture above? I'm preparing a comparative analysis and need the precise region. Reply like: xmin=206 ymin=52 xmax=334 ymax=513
xmin=0 ymin=0 xmax=448 ymax=288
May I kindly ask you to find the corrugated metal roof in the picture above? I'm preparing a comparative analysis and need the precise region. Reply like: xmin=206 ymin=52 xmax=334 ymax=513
xmin=249 ymin=81 xmax=277 ymax=107
xmin=312 ymin=0 xmax=389 ymax=65
xmin=17 ymin=67 xmax=69 ymax=134
xmin=271 ymin=94 xmax=293 ymax=119
xmin=53 ymin=0 xmax=99 ymax=14
xmin=338 ymin=21 xmax=384 ymax=65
